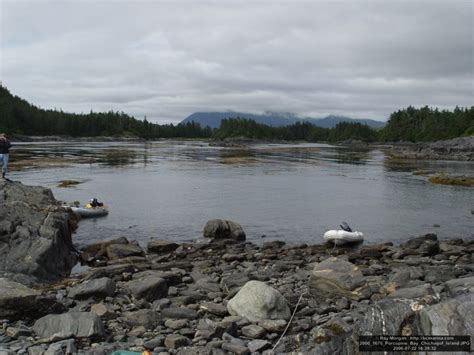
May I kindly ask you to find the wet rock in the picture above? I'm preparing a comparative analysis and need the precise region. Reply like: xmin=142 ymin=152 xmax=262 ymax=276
xmin=308 ymin=257 xmax=365 ymax=300
xmin=400 ymin=234 xmax=440 ymax=256
xmin=125 ymin=276 xmax=168 ymax=302
xmin=0 ymin=278 xmax=65 ymax=320
xmin=203 ymin=219 xmax=246 ymax=241
xmin=81 ymin=236 xmax=129 ymax=256
xmin=161 ymin=307 xmax=198 ymax=320
xmin=445 ymin=276 xmax=474 ymax=296
xmin=227 ymin=281 xmax=291 ymax=322
xmin=164 ymin=334 xmax=191 ymax=349
xmin=0 ymin=181 xmax=76 ymax=282
xmin=68 ymin=277 xmax=116 ymax=300
xmin=33 ymin=312 xmax=105 ymax=340
xmin=106 ymin=243 xmax=145 ymax=260
xmin=147 ymin=240 xmax=179 ymax=254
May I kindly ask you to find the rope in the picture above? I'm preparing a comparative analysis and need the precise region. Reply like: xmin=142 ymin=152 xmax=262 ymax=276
xmin=271 ymin=291 xmax=305 ymax=353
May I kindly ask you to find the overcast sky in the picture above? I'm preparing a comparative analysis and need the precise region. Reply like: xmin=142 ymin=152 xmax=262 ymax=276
xmin=1 ymin=0 xmax=472 ymax=123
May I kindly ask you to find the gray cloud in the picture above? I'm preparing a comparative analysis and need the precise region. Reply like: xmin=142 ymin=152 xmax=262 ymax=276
xmin=1 ymin=0 xmax=472 ymax=123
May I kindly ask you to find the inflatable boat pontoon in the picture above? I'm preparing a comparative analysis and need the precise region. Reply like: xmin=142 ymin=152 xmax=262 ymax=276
xmin=69 ymin=206 xmax=109 ymax=218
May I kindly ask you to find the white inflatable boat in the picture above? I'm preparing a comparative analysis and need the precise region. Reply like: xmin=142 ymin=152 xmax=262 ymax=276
xmin=70 ymin=206 xmax=109 ymax=218
xmin=324 ymin=230 xmax=364 ymax=245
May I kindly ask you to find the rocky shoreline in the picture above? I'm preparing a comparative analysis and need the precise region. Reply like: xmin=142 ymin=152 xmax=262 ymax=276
xmin=0 ymin=181 xmax=473 ymax=354
xmin=387 ymin=136 xmax=474 ymax=161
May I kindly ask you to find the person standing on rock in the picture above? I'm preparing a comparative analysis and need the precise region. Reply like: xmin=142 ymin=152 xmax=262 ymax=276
xmin=0 ymin=133 xmax=11 ymax=179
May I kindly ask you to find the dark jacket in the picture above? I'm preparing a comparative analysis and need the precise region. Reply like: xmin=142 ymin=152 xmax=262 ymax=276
xmin=0 ymin=139 xmax=11 ymax=154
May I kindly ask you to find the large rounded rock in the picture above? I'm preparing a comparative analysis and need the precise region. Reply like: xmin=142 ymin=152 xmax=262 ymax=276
xmin=227 ymin=281 xmax=291 ymax=322
xmin=203 ymin=219 xmax=246 ymax=241
xmin=0 ymin=181 xmax=76 ymax=282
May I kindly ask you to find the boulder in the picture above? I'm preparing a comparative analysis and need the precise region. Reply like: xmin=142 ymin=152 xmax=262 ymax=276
xmin=414 ymin=292 xmax=474 ymax=337
xmin=80 ymin=236 xmax=129 ymax=256
xmin=33 ymin=312 xmax=105 ymax=340
xmin=308 ymin=257 xmax=365 ymax=300
xmin=445 ymin=276 xmax=474 ymax=296
xmin=0 ymin=181 xmax=75 ymax=282
xmin=68 ymin=277 xmax=116 ymax=300
xmin=400 ymin=234 xmax=439 ymax=256
xmin=203 ymin=219 xmax=246 ymax=241
xmin=161 ymin=307 xmax=198 ymax=320
xmin=0 ymin=278 xmax=65 ymax=320
xmin=106 ymin=243 xmax=144 ymax=260
xmin=164 ymin=334 xmax=191 ymax=349
xmin=125 ymin=276 xmax=168 ymax=301
xmin=358 ymin=299 xmax=415 ymax=336
xmin=147 ymin=240 xmax=179 ymax=254
xmin=227 ymin=281 xmax=291 ymax=322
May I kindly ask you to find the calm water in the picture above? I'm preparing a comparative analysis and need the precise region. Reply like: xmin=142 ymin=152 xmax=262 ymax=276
xmin=9 ymin=140 xmax=474 ymax=247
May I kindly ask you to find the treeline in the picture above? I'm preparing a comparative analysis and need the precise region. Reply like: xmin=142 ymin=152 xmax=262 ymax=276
xmin=214 ymin=118 xmax=377 ymax=142
xmin=0 ymin=86 xmax=212 ymax=138
xmin=1 ymin=85 xmax=472 ymax=142
xmin=380 ymin=106 xmax=473 ymax=142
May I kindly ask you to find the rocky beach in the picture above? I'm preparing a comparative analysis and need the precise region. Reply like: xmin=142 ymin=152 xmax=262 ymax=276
xmin=0 ymin=180 xmax=473 ymax=355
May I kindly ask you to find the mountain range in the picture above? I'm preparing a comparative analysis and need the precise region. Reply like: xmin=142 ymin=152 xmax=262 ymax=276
xmin=180 ymin=111 xmax=385 ymax=129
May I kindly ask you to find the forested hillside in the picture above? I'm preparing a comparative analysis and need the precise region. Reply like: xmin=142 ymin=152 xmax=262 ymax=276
xmin=0 ymin=86 xmax=212 ymax=138
xmin=380 ymin=106 xmax=473 ymax=142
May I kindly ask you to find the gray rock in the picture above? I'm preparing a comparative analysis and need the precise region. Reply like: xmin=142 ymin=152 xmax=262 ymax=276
xmin=68 ymin=277 xmax=115 ymax=300
xmin=106 ymin=243 xmax=144 ymax=260
xmin=400 ymin=234 xmax=440 ymax=256
xmin=195 ymin=318 xmax=226 ymax=340
xmin=0 ymin=181 xmax=75 ymax=282
xmin=33 ymin=312 xmax=105 ymax=340
xmin=445 ymin=276 xmax=474 ymax=296
xmin=147 ymin=240 xmax=179 ymax=254
xmin=0 ymin=278 xmax=64 ymax=320
xmin=258 ymin=319 xmax=287 ymax=333
xmin=241 ymin=324 xmax=266 ymax=338
xmin=164 ymin=334 xmax=190 ymax=349
xmin=200 ymin=302 xmax=228 ymax=316
xmin=165 ymin=319 xmax=188 ymax=330
xmin=161 ymin=307 xmax=198 ymax=320
xmin=221 ymin=343 xmax=249 ymax=354
xmin=387 ymin=283 xmax=435 ymax=300
xmin=90 ymin=303 xmax=116 ymax=319
xmin=358 ymin=299 xmax=415 ymax=336
xmin=203 ymin=219 xmax=246 ymax=241
xmin=125 ymin=276 xmax=168 ymax=301
xmin=308 ymin=257 xmax=365 ymax=300
xmin=227 ymin=281 xmax=291 ymax=322
xmin=414 ymin=292 xmax=474 ymax=337
xmin=122 ymin=309 xmax=161 ymax=328
xmin=247 ymin=339 xmax=271 ymax=352
xmin=220 ymin=273 xmax=250 ymax=290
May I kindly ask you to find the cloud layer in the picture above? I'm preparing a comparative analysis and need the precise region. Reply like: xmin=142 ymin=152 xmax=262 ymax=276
xmin=1 ymin=0 xmax=472 ymax=123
